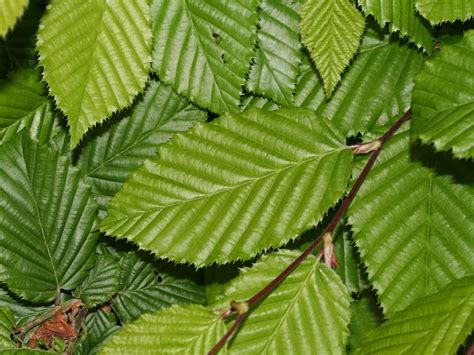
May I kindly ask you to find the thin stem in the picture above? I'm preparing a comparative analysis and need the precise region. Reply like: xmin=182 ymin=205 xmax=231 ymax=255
xmin=208 ymin=110 xmax=411 ymax=354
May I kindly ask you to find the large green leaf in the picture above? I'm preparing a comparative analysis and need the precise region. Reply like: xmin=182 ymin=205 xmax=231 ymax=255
xmin=358 ymin=0 xmax=433 ymax=53
xmin=218 ymin=251 xmax=351 ymax=354
xmin=100 ymin=305 xmax=227 ymax=354
xmin=37 ymin=0 xmax=152 ymax=148
xmin=77 ymin=80 xmax=206 ymax=215
xmin=348 ymin=130 xmax=474 ymax=315
xmin=151 ymin=0 xmax=259 ymax=114
xmin=412 ymin=30 xmax=474 ymax=159
xmin=111 ymin=252 xmax=206 ymax=323
xmin=356 ymin=276 xmax=474 ymax=354
xmin=301 ymin=0 xmax=365 ymax=97
xmin=294 ymin=38 xmax=423 ymax=137
xmin=0 ymin=0 xmax=28 ymax=38
xmin=101 ymin=108 xmax=353 ymax=266
xmin=415 ymin=0 xmax=474 ymax=24
xmin=0 ymin=134 xmax=98 ymax=302
xmin=246 ymin=0 xmax=302 ymax=106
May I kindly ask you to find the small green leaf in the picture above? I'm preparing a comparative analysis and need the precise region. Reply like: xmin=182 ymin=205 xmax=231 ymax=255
xmin=37 ymin=0 xmax=152 ymax=148
xmin=101 ymin=108 xmax=353 ymax=266
xmin=0 ymin=0 xmax=28 ymax=38
xmin=74 ymin=311 xmax=120 ymax=355
xmin=0 ymin=306 xmax=15 ymax=348
xmin=0 ymin=134 xmax=98 ymax=302
xmin=301 ymin=0 xmax=365 ymax=97
xmin=415 ymin=0 xmax=474 ymax=24
xmin=412 ymin=30 xmax=474 ymax=159
xmin=151 ymin=0 xmax=259 ymax=113
xmin=347 ymin=293 xmax=382 ymax=351
xmin=74 ymin=254 xmax=120 ymax=308
xmin=356 ymin=276 xmax=474 ymax=354
xmin=100 ymin=305 xmax=227 ymax=354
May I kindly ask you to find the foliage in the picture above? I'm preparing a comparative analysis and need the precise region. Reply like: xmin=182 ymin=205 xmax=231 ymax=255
xmin=0 ymin=0 xmax=472 ymax=353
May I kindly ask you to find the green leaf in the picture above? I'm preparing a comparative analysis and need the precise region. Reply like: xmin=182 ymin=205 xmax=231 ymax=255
xmin=412 ymin=30 xmax=474 ymax=159
xmin=294 ymin=40 xmax=424 ymax=137
xmin=0 ymin=0 xmax=28 ymax=38
xmin=151 ymin=0 xmax=259 ymax=114
xmin=77 ymin=80 xmax=206 ymax=216
xmin=0 ymin=306 xmax=15 ymax=348
xmin=0 ymin=134 xmax=98 ymax=302
xmin=112 ymin=252 xmax=206 ymax=323
xmin=100 ymin=305 xmax=227 ymax=354
xmin=348 ymin=293 xmax=382 ymax=351
xmin=356 ymin=276 xmax=474 ymax=354
xmin=415 ymin=0 xmax=474 ymax=24
xmin=301 ymin=0 xmax=365 ymax=97
xmin=219 ymin=251 xmax=351 ymax=354
xmin=240 ymin=95 xmax=279 ymax=112
xmin=247 ymin=0 xmax=302 ymax=106
xmin=37 ymin=0 xmax=152 ymax=148
xmin=358 ymin=0 xmax=433 ymax=53
xmin=74 ymin=254 xmax=119 ymax=308
xmin=348 ymin=130 xmax=474 ymax=315
xmin=0 ymin=288 xmax=46 ymax=327
xmin=101 ymin=108 xmax=353 ymax=266
xmin=74 ymin=311 xmax=120 ymax=355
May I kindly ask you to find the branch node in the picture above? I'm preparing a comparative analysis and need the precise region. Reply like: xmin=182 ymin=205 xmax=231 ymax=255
xmin=230 ymin=301 xmax=249 ymax=315
xmin=353 ymin=140 xmax=381 ymax=154
xmin=322 ymin=231 xmax=338 ymax=268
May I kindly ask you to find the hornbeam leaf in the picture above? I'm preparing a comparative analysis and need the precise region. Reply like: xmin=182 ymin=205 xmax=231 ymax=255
xmin=218 ymin=251 xmax=351 ymax=354
xmin=348 ymin=130 xmax=474 ymax=315
xmin=412 ymin=30 xmax=474 ymax=159
xmin=101 ymin=108 xmax=353 ymax=266
xmin=77 ymin=80 xmax=206 ymax=215
xmin=100 ymin=305 xmax=227 ymax=354
xmin=73 ymin=254 xmax=120 ymax=308
xmin=74 ymin=311 xmax=120 ymax=355
xmin=0 ymin=306 xmax=14 ymax=348
xmin=151 ymin=0 xmax=259 ymax=114
xmin=112 ymin=252 xmax=207 ymax=323
xmin=301 ymin=0 xmax=365 ymax=98
xmin=247 ymin=0 xmax=302 ymax=106
xmin=0 ymin=0 xmax=28 ymax=38
xmin=240 ymin=95 xmax=279 ymax=112
xmin=415 ymin=0 xmax=474 ymax=24
xmin=358 ymin=0 xmax=433 ymax=53
xmin=37 ymin=0 xmax=152 ymax=148
xmin=348 ymin=293 xmax=382 ymax=351
xmin=356 ymin=276 xmax=474 ymax=354
xmin=0 ymin=134 xmax=98 ymax=302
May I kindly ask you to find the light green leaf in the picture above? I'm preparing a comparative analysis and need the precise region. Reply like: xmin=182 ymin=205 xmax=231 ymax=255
xmin=294 ymin=39 xmax=423 ymax=137
xmin=301 ymin=0 xmax=365 ymax=98
xmin=358 ymin=0 xmax=433 ymax=53
xmin=0 ymin=134 xmax=98 ymax=302
xmin=77 ymin=80 xmax=206 ymax=216
xmin=74 ymin=311 xmax=120 ymax=355
xmin=151 ymin=0 xmax=259 ymax=114
xmin=101 ymin=108 xmax=353 ymax=266
xmin=112 ymin=252 xmax=207 ymax=323
xmin=100 ymin=305 xmax=227 ymax=354
xmin=219 ymin=251 xmax=351 ymax=354
xmin=415 ymin=0 xmax=474 ymax=24
xmin=348 ymin=130 xmax=474 ymax=315
xmin=247 ymin=0 xmax=302 ymax=106
xmin=356 ymin=276 xmax=474 ymax=354
xmin=74 ymin=254 xmax=120 ymax=308
xmin=37 ymin=0 xmax=152 ymax=148
xmin=0 ymin=0 xmax=28 ymax=38
xmin=0 ymin=306 xmax=15 ymax=348
xmin=412 ymin=30 xmax=474 ymax=159
xmin=240 ymin=95 xmax=279 ymax=112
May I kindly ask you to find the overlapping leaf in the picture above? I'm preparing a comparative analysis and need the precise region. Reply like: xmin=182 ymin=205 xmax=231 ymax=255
xmin=112 ymin=252 xmax=206 ymax=323
xmin=0 ymin=134 xmax=98 ymax=302
xmin=77 ymin=80 xmax=206 ymax=215
xmin=357 ymin=276 xmax=474 ymax=354
xmin=247 ymin=0 xmax=302 ymax=106
xmin=301 ymin=0 xmax=365 ymax=97
xmin=0 ymin=0 xmax=28 ymax=38
xmin=37 ymin=0 xmax=152 ymax=148
xmin=348 ymin=130 xmax=474 ymax=315
xmin=218 ymin=251 xmax=351 ymax=353
xmin=412 ymin=30 xmax=474 ymax=159
xmin=0 ymin=306 xmax=14 ymax=348
xmin=240 ymin=95 xmax=279 ymax=112
xmin=348 ymin=294 xmax=382 ymax=351
xmin=358 ymin=0 xmax=433 ymax=53
xmin=415 ymin=0 xmax=474 ymax=24
xmin=101 ymin=108 xmax=353 ymax=266
xmin=151 ymin=0 xmax=259 ymax=113
xmin=74 ymin=311 xmax=120 ymax=355
xmin=100 ymin=305 xmax=227 ymax=354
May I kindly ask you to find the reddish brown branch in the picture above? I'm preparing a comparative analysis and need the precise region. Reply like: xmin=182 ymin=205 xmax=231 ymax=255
xmin=208 ymin=110 xmax=412 ymax=355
